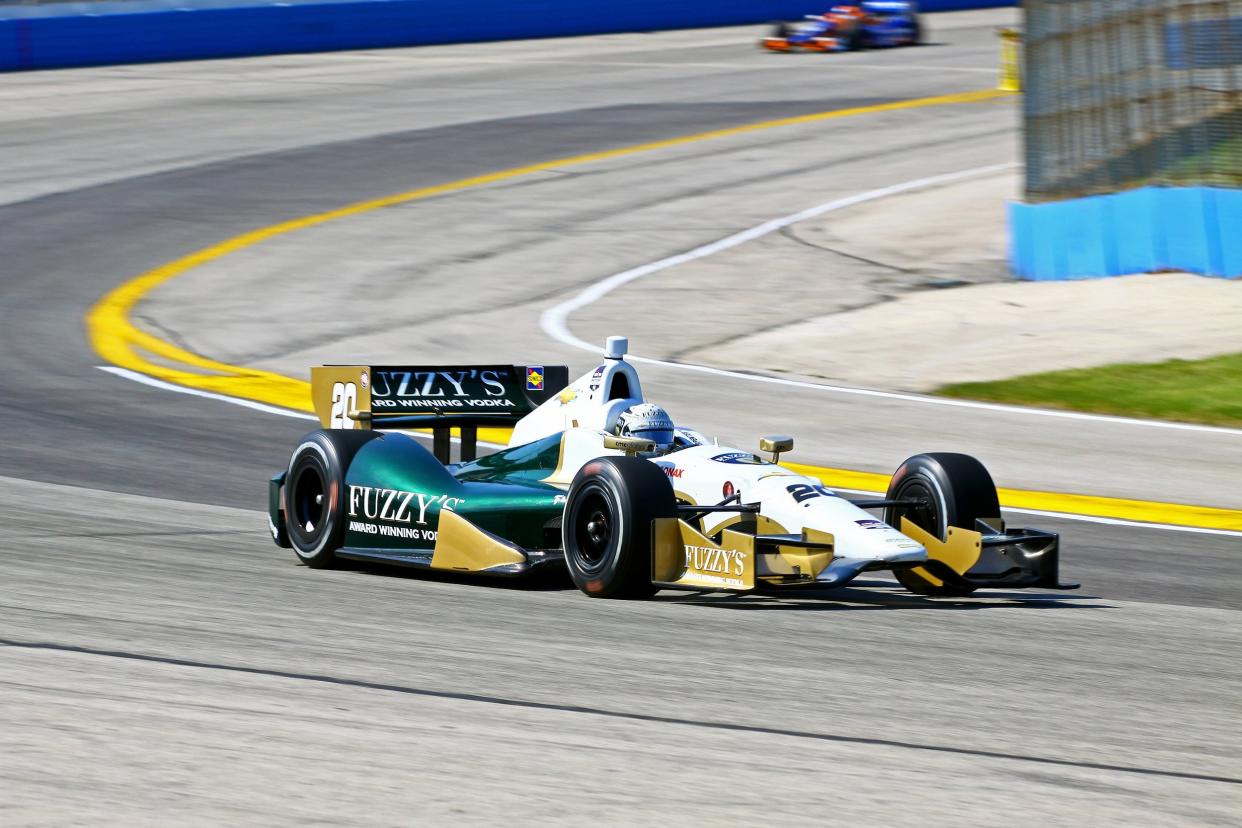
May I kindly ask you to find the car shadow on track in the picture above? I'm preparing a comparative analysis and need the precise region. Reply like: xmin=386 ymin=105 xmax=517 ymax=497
xmin=335 ymin=563 xmax=1110 ymax=608
xmin=334 ymin=559 xmax=575 ymax=591
xmin=652 ymin=579 xmax=1113 ymax=611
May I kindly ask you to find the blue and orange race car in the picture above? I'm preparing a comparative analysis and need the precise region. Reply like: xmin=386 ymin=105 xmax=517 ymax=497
xmin=762 ymin=1 xmax=922 ymax=52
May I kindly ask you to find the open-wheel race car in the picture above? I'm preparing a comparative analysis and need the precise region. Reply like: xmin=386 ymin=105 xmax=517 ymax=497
xmin=762 ymin=1 xmax=922 ymax=53
xmin=269 ymin=336 xmax=1076 ymax=598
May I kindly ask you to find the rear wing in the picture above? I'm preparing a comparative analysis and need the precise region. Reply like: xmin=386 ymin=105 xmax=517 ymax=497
xmin=311 ymin=364 xmax=568 ymax=463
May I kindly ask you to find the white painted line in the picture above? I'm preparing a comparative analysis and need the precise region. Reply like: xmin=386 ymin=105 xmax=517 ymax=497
xmin=999 ymin=506 xmax=1242 ymax=538
xmin=540 ymin=164 xmax=1242 ymax=438
xmin=99 ymin=366 xmax=317 ymax=421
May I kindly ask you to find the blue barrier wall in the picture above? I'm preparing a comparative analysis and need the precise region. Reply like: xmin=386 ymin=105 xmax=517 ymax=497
xmin=0 ymin=0 xmax=1015 ymax=71
xmin=1009 ymin=187 xmax=1242 ymax=280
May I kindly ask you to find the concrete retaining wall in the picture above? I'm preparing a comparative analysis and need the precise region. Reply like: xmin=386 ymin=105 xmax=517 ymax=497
xmin=1009 ymin=186 xmax=1242 ymax=280
xmin=0 ymin=0 xmax=1016 ymax=71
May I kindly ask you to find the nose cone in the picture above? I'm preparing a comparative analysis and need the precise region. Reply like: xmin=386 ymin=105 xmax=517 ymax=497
xmin=844 ymin=520 xmax=928 ymax=563
xmin=885 ymin=543 xmax=928 ymax=564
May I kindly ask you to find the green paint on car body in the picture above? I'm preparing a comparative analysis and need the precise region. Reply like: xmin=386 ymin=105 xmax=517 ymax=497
xmin=343 ymin=433 xmax=563 ymax=552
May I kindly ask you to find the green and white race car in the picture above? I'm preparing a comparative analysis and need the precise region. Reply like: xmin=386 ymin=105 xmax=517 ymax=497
xmin=269 ymin=336 xmax=1076 ymax=598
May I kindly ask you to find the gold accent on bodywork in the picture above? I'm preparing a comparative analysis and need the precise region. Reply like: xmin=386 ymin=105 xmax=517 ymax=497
xmin=755 ymin=514 xmax=788 ymax=535
xmin=603 ymin=435 xmax=655 ymax=456
xmin=706 ymin=511 xmax=786 ymax=538
xmin=651 ymin=516 xmax=834 ymax=589
xmin=651 ymin=519 xmax=756 ymax=591
xmin=759 ymin=435 xmax=793 ymax=463
xmin=539 ymin=434 xmax=573 ymax=489
xmin=900 ymin=518 xmax=983 ymax=583
xmin=672 ymin=491 xmax=701 ymax=531
xmin=430 ymin=510 xmax=527 ymax=571
xmin=652 ymin=518 xmax=683 ymax=583
xmin=756 ymin=527 xmax=834 ymax=580
xmin=310 ymin=365 xmax=372 ymax=429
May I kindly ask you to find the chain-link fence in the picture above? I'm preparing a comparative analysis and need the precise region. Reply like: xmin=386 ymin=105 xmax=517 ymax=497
xmin=1024 ymin=0 xmax=1242 ymax=201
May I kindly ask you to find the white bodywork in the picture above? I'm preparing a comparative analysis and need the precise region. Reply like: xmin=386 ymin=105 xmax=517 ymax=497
xmin=509 ymin=338 xmax=928 ymax=580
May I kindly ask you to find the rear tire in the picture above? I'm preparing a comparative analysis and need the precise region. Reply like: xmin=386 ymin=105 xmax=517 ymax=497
xmin=884 ymin=453 xmax=999 ymax=596
xmin=563 ymin=456 xmax=676 ymax=598
xmin=285 ymin=429 xmax=380 ymax=568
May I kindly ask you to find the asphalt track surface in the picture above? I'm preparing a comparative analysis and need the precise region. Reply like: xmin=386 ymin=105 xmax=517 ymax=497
xmin=1 ymin=12 xmax=1239 ymax=825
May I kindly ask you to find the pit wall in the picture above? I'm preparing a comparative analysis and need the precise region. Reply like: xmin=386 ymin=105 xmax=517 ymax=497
xmin=0 ymin=0 xmax=1015 ymax=71
xmin=1009 ymin=186 xmax=1242 ymax=280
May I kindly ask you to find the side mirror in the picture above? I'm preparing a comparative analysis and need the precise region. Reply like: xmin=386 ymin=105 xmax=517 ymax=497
xmin=759 ymin=435 xmax=794 ymax=464
xmin=604 ymin=435 xmax=655 ymax=456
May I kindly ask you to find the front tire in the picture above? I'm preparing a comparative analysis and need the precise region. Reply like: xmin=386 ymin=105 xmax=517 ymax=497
xmin=562 ymin=456 xmax=676 ymax=598
xmin=884 ymin=453 xmax=1000 ymax=596
xmin=284 ymin=429 xmax=380 ymax=568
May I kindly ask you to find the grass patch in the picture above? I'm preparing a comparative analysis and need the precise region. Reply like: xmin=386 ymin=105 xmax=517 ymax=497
xmin=1160 ymin=134 xmax=1242 ymax=188
xmin=936 ymin=352 xmax=1242 ymax=428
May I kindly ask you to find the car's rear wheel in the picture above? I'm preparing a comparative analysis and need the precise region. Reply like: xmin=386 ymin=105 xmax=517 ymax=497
xmin=285 ymin=429 xmax=380 ymax=568
xmin=884 ymin=453 xmax=1000 ymax=596
xmin=563 ymin=456 xmax=676 ymax=598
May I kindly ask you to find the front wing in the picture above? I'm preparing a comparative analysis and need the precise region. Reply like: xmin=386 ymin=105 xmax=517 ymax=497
xmin=650 ymin=516 xmax=1076 ymax=593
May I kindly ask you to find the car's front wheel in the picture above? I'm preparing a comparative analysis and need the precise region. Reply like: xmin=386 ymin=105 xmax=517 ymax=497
xmin=562 ymin=456 xmax=676 ymax=598
xmin=884 ymin=452 xmax=1000 ymax=596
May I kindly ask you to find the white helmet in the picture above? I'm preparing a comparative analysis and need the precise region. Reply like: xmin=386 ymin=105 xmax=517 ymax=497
xmin=614 ymin=403 xmax=675 ymax=454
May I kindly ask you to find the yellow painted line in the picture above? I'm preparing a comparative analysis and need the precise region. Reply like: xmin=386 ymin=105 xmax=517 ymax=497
xmin=83 ymin=85 xmax=1242 ymax=532
xmin=782 ymin=462 xmax=1242 ymax=532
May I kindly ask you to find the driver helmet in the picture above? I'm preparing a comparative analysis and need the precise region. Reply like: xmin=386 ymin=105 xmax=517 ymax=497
xmin=614 ymin=403 xmax=675 ymax=454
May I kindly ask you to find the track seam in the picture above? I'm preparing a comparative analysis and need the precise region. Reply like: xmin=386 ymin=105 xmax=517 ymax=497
xmin=3 ymin=637 xmax=1237 ymax=786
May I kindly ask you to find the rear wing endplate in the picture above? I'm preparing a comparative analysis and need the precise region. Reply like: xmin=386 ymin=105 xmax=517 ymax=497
xmin=310 ymin=363 xmax=568 ymax=463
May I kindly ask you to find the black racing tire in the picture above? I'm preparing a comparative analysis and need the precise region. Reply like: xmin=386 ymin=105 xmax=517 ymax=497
xmin=773 ymin=21 xmax=792 ymax=38
xmin=846 ymin=25 xmax=866 ymax=51
xmin=562 ymin=456 xmax=676 ymax=598
xmin=910 ymin=16 xmax=924 ymax=45
xmin=884 ymin=453 xmax=999 ymax=596
xmin=284 ymin=429 xmax=380 ymax=568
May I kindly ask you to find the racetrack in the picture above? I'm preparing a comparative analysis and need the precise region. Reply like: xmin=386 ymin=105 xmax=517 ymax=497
xmin=2 ymin=10 xmax=1240 ymax=824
